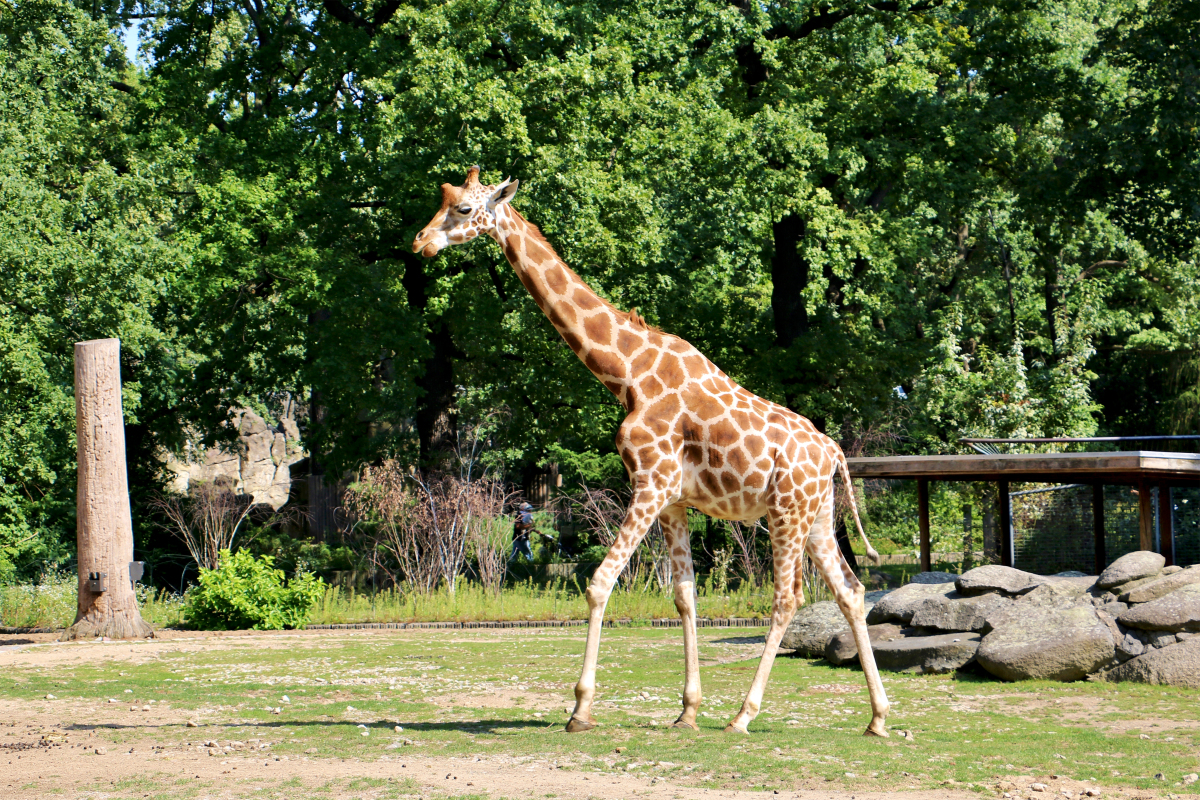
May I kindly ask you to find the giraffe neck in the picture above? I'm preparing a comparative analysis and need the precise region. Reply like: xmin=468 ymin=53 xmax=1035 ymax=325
xmin=490 ymin=205 xmax=648 ymax=408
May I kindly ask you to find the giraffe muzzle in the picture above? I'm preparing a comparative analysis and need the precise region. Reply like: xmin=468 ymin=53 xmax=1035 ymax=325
xmin=412 ymin=230 xmax=442 ymax=258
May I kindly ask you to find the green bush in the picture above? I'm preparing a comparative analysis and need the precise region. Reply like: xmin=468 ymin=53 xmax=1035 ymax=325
xmin=185 ymin=549 xmax=325 ymax=631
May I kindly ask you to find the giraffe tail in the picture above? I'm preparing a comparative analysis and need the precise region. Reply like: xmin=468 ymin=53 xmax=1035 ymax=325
xmin=836 ymin=451 xmax=880 ymax=566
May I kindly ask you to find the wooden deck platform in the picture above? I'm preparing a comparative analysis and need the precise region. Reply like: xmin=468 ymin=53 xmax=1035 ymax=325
xmin=845 ymin=451 xmax=1200 ymax=573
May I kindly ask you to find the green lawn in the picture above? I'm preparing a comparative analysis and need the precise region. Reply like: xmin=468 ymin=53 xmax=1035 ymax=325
xmin=4 ymin=627 xmax=1199 ymax=798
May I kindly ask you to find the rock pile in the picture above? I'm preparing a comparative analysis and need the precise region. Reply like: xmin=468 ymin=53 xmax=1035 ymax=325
xmin=781 ymin=552 xmax=1200 ymax=686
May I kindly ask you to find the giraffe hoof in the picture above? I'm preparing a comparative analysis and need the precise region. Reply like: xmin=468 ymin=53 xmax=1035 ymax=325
xmin=670 ymin=718 xmax=699 ymax=732
xmin=863 ymin=724 xmax=889 ymax=738
xmin=723 ymin=724 xmax=749 ymax=735
xmin=565 ymin=716 xmax=596 ymax=733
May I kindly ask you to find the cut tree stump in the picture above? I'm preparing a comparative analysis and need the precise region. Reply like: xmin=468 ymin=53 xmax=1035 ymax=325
xmin=61 ymin=339 xmax=153 ymax=641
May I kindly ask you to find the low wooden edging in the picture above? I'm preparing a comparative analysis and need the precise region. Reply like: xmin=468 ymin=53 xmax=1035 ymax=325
xmin=305 ymin=617 xmax=770 ymax=631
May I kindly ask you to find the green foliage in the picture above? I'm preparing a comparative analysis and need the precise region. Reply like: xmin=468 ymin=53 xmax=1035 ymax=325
xmin=185 ymin=549 xmax=325 ymax=631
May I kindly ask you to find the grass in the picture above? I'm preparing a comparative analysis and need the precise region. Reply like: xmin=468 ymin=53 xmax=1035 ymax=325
xmin=5 ymin=626 xmax=1200 ymax=798
xmin=309 ymin=576 xmax=779 ymax=625
xmin=0 ymin=571 xmax=186 ymax=629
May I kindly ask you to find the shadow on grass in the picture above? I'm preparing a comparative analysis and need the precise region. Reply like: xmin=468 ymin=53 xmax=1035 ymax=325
xmin=63 ymin=718 xmax=557 ymax=734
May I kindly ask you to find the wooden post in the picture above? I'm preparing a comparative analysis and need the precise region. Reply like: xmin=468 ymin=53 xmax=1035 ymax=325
xmin=1137 ymin=480 xmax=1154 ymax=552
xmin=1092 ymin=483 xmax=1106 ymax=576
xmin=917 ymin=478 xmax=931 ymax=573
xmin=998 ymin=480 xmax=1013 ymax=567
xmin=62 ymin=339 xmax=153 ymax=641
xmin=1159 ymin=484 xmax=1174 ymax=567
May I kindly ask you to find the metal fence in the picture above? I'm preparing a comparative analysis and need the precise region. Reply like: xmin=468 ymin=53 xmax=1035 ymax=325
xmin=1010 ymin=483 xmax=1199 ymax=574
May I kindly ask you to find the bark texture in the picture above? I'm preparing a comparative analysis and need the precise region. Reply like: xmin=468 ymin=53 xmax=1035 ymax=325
xmin=62 ymin=339 xmax=154 ymax=641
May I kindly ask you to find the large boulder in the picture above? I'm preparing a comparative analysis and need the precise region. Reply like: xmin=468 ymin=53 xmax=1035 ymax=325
xmin=867 ymin=582 xmax=957 ymax=624
xmin=977 ymin=605 xmax=1115 ymax=681
xmin=1097 ymin=551 xmax=1164 ymax=590
xmin=824 ymin=623 xmax=906 ymax=665
xmin=1122 ymin=566 xmax=1200 ymax=604
xmin=782 ymin=592 xmax=890 ymax=656
xmin=1117 ymin=583 xmax=1200 ymax=633
xmin=1103 ymin=637 xmax=1200 ymax=688
xmin=909 ymin=571 xmax=961 ymax=585
xmin=781 ymin=601 xmax=846 ymax=656
xmin=873 ymin=632 xmax=982 ymax=674
xmin=910 ymin=592 xmax=1013 ymax=633
xmin=956 ymin=565 xmax=1044 ymax=596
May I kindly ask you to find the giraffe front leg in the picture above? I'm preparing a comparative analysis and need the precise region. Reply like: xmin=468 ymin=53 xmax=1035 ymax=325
xmin=660 ymin=505 xmax=701 ymax=731
xmin=726 ymin=531 xmax=800 ymax=734
xmin=568 ymin=486 xmax=669 ymax=733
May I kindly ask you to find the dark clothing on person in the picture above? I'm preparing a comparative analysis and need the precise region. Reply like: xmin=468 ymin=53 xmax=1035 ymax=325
xmin=511 ymin=507 xmax=535 ymax=562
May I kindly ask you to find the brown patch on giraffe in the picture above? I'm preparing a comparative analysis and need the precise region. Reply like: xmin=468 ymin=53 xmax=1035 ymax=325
xmin=709 ymin=449 xmax=724 ymax=469
xmin=585 ymin=348 xmax=625 ymax=379
xmin=731 ymin=409 xmax=751 ymax=430
xmin=640 ymin=375 xmax=663 ymax=400
xmin=646 ymin=393 xmax=680 ymax=422
xmin=574 ymin=289 xmax=600 ymax=311
xmin=699 ymin=471 xmax=722 ymax=496
xmin=688 ymin=391 xmax=724 ymax=421
xmin=746 ymin=470 xmax=766 ymax=489
xmin=682 ymin=443 xmax=702 ymax=465
xmin=616 ymin=329 xmax=641 ymax=357
xmin=526 ymin=237 xmax=554 ymax=264
xmin=647 ymin=416 xmax=674 ymax=438
xmin=683 ymin=354 xmax=707 ymax=377
xmin=709 ymin=418 xmax=739 ymax=448
xmin=658 ymin=353 xmax=686 ymax=389
xmin=745 ymin=435 xmax=765 ymax=458
xmin=727 ymin=447 xmax=750 ymax=475
xmin=720 ymin=472 xmax=740 ymax=495
xmin=545 ymin=263 xmax=569 ymax=294
xmin=584 ymin=314 xmax=613 ymax=346
xmin=626 ymin=426 xmax=653 ymax=447
xmin=667 ymin=337 xmax=690 ymax=354
xmin=630 ymin=349 xmax=657 ymax=378
xmin=561 ymin=330 xmax=583 ymax=352
xmin=602 ymin=380 xmax=626 ymax=402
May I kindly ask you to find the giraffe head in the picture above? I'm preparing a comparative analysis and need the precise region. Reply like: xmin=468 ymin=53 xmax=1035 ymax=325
xmin=412 ymin=166 xmax=520 ymax=257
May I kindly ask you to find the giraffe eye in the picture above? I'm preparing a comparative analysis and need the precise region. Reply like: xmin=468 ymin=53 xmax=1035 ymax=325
xmin=457 ymin=205 xmax=472 ymax=215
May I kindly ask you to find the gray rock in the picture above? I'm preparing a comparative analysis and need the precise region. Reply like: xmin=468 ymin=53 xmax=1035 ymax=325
xmin=1121 ymin=566 xmax=1200 ymax=604
xmin=908 ymin=571 xmax=960 ymax=585
xmin=1117 ymin=583 xmax=1200 ymax=633
xmin=1104 ymin=637 xmax=1200 ymax=688
xmin=1096 ymin=600 xmax=1129 ymax=617
xmin=910 ymin=592 xmax=1013 ymax=633
xmin=867 ymin=582 xmax=957 ymax=624
xmin=1097 ymin=551 xmax=1165 ymax=589
xmin=1096 ymin=609 xmax=1123 ymax=645
xmin=1144 ymin=630 xmax=1179 ymax=650
xmin=1162 ymin=565 xmax=1183 ymax=576
xmin=824 ymin=623 xmax=906 ymax=665
xmin=781 ymin=592 xmax=888 ymax=656
xmin=977 ymin=605 xmax=1115 ymax=681
xmin=956 ymin=565 xmax=1045 ymax=596
xmin=873 ymin=632 xmax=982 ymax=674
xmin=781 ymin=601 xmax=846 ymax=656
xmin=1116 ymin=633 xmax=1145 ymax=660
xmin=1108 ymin=573 xmax=1163 ymax=598
xmin=1019 ymin=579 xmax=1091 ymax=609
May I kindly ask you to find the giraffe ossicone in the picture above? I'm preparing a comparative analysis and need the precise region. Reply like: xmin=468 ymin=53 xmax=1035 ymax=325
xmin=414 ymin=167 xmax=890 ymax=738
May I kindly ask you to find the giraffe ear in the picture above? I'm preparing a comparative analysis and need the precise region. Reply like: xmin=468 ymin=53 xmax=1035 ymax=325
xmin=490 ymin=178 xmax=519 ymax=207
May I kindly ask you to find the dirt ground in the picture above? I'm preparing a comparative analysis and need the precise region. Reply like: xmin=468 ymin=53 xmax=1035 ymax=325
xmin=0 ymin=629 xmax=1186 ymax=800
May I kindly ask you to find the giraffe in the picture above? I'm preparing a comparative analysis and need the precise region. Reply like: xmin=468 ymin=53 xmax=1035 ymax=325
xmin=413 ymin=166 xmax=890 ymax=737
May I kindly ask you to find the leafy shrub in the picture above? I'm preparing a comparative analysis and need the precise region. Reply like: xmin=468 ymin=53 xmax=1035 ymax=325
xmin=185 ymin=549 xmax=325 ymax=630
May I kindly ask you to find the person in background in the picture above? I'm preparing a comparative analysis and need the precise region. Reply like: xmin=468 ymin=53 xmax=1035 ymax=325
xmin=510 ymin=502 xmax=534 ymax=562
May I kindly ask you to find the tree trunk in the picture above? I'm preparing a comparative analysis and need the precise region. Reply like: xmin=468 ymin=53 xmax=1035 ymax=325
xmin=62 ymin=339 xmax=153 ymax=641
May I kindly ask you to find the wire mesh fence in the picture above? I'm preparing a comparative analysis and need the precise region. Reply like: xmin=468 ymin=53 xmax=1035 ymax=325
xmin=1010 ymin=483 xmax=1200 ymax=574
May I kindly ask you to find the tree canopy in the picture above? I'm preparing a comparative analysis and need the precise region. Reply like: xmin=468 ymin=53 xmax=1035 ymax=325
xmin=0 ymin=0 xmax=1197 ymax=576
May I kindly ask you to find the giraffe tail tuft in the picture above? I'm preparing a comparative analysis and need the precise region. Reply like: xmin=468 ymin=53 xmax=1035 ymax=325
xmin=836 ymin=450 xmax=879 ymax=565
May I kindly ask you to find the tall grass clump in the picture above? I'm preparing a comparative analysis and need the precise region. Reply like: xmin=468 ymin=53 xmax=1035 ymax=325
xmin=0 ymin=570 xmax=77 ymax=628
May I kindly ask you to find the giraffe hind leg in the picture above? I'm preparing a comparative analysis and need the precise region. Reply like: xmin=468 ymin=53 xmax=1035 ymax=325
xmin=806 ymin=493 xmax=890 ymax=737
